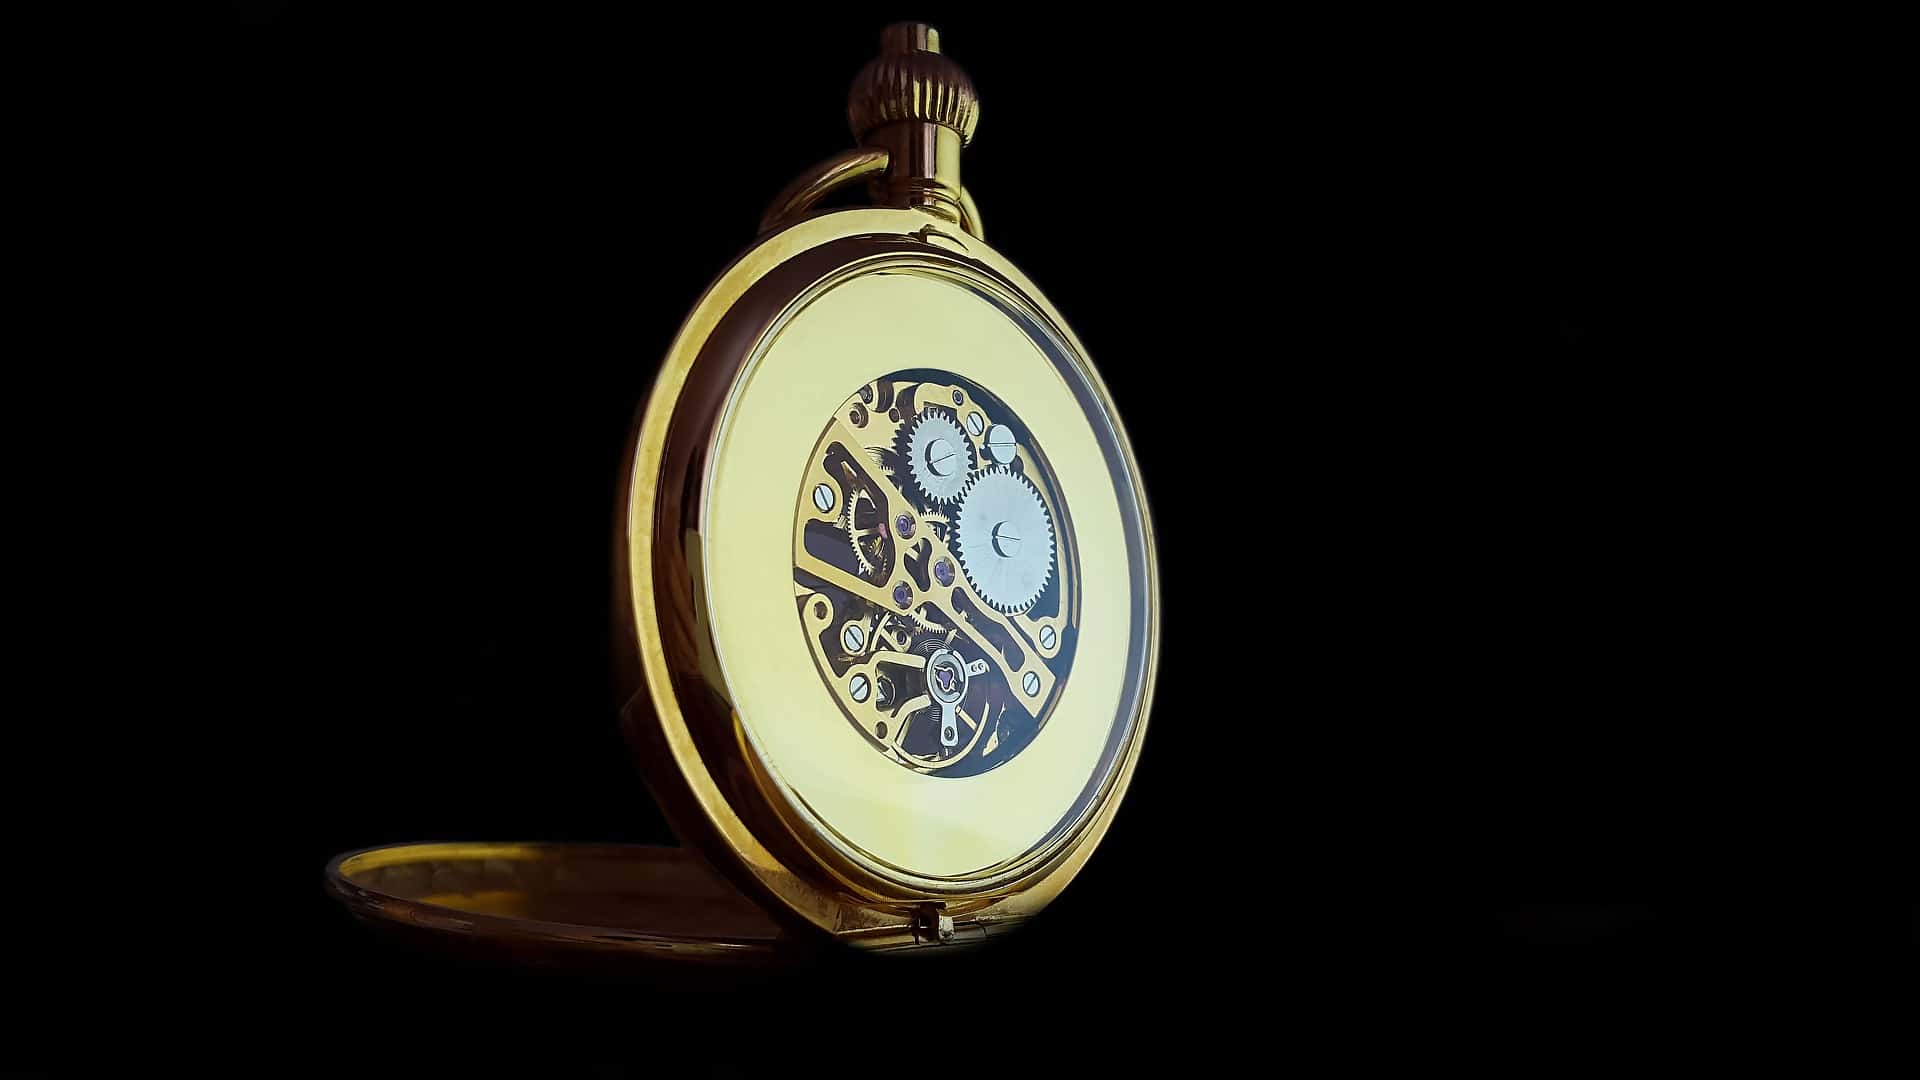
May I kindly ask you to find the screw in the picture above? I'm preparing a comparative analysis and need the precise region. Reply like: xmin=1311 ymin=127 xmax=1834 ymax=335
xmin=842 ymin=624 xmax=865 ymax=652
xmin=812 ymin=484 xmax=835 ymax=513
xmin=966 ymin=411 xmax=985 ymax=437
xmin=849 ymin=674 xmax=871 ymax=703
xmin=924 ymin=437 xmax=960 ymax=478
xmin=1023 ymin=670 xmax=1041 ymax=696
xmin=984 ymin=425 xmax=1017 ymax=464
xmin=1038 ymin=625 xmax=1057 ymax=650
xmin=991 ymin=521 xmax=1022 ymax=558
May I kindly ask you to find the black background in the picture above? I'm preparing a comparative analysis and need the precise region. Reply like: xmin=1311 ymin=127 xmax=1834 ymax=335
xmin=89 ymin=3 xmax=1907 ymax=1061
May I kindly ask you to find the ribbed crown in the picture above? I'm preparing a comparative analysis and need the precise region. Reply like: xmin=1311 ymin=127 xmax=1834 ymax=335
xmin=847 ymin=22 xmax=979 ymax=145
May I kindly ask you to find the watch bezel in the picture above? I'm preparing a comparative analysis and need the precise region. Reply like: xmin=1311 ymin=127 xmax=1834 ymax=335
xmin=617 ymin=207 xmax=1158 ymax=942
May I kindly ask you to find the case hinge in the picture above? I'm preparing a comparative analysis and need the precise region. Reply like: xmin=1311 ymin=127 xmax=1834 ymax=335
xmin=912 ymin=902 xmax=956 ymax=944
xmin=909 ymin=902 xmax=993 ymax=946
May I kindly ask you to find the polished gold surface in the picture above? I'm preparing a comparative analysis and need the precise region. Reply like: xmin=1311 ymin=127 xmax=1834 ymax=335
xmin=758 ymin=147 xmax=889 ymax=236
xmin=760 ymin=145 xmax=983 ymax=239
xmin=326 ymin=843 xmax=793 ymax=965
xmin=759 ymin=24 xmax=985 ymax=239
xmin=847 ymin=23 xmax=978 ymax=146
xmin=847 ymin=22 xmax=977 ymax=227
xmin=619 ymin=207 xmax=1158 ymax=945
xmin=617 ymin=26 xmax=1155 ymax=953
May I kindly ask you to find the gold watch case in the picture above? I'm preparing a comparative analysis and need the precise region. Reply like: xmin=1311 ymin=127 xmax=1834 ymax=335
xmin=326 ymin=22 xmax=1158 ymax=962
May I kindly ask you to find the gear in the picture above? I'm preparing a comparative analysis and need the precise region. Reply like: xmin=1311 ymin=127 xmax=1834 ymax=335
xmin=900 ymin=408 xmax=974 ymax=504
xmin=842 ymin=486 xmax=891 ymax=579
xmin=953 ymin=466 xmax=1054 ymax=613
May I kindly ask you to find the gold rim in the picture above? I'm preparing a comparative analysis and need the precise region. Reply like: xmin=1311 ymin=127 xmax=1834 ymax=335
xmin=619 ymin=208 xmax=1157 ymax=943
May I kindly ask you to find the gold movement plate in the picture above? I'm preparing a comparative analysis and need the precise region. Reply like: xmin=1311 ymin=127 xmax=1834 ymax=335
xmin=794 ymin=370 xmax=1076 ymax=778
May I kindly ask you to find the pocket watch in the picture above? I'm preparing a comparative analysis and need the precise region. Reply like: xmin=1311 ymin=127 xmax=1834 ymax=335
xmin=326 ymin=22 xmax=1159 ymax=963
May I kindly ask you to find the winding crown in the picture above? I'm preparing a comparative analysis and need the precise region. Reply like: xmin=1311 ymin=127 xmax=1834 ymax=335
xmin=847 ymin=23 xmax=979 ymax=146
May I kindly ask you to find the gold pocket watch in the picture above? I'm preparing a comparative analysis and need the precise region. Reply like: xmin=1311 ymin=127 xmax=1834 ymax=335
xmin=326 ymin=22 xmax=1158 ymax=963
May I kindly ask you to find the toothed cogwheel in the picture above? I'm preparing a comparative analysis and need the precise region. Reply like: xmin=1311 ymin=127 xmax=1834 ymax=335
xmin=953 ymin=466 xmax=1054 ymax=613
xmin=901 ymin=408 xmax=974 ymax=504
xmin=842 ymin=486 xmax=890 ymax=578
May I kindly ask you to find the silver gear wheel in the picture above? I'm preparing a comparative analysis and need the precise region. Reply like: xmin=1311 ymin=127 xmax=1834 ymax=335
xmin=953 ymin=466 xmax=1054 ymax=613
xmin=842 ymin=486 xmax=890 ymax=578
xmin=901 ymin=408 xmax=974 ymax=504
